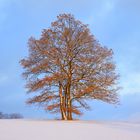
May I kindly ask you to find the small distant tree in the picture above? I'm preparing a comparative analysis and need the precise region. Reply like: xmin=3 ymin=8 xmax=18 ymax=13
xmin=20 ymin=14 xmax=119 ymax=120
xmin=9 ymin=113 xmax=23 ymax=119
xmin=0 ymin=112 xmax=23 ymax=119
xmin=0 ymin=112 xmax=3 ymax=119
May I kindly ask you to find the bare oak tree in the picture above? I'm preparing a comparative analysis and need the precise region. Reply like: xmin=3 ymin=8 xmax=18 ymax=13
xmin=20 ymin=14 xmax=119 ymax=120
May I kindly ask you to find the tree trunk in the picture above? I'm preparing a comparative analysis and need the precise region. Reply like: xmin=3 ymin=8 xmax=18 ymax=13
xmin=67 ymin=82 xmax=73 ymax=120
xmin=67 ymin=98 xmax=72 ymax=120
xmin=64 ymin=86 xmax=67 ymax=117
xmin=59 ymin=82 xmax=67 ymax=120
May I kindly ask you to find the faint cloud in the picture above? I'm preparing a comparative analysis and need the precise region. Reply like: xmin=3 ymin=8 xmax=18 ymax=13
xmin=118 ymin=0 xmax=140 ymax=12
xmin=0 ymin=0 xmax=15 ymax=28
xmin=0 ymin=74 xmax=8 ymax=85
xmin=121 ymin=73 xmax=140 ymax=95
xmin=98 ymin=0 xmax=115 ymax=17
xmin=128 ymin=112 xmax=140 ymax=122
xmin=84 ymin=0 xmax=116 ymax=26
xmin=0 ymin=12 xmax=7 ymax=25
xmin=0 ymin=0 xmax=9 ymax=26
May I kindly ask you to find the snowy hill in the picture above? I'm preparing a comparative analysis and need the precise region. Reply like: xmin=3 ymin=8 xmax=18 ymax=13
xmin=0 ymin=119 xmax=140 ymax=140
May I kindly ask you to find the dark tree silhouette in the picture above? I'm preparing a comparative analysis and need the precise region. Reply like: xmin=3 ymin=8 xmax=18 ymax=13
xmin=0 ymin=112 xmax=23 ymax=119
xmin=20 ymin=14 xmax=119 ymax=120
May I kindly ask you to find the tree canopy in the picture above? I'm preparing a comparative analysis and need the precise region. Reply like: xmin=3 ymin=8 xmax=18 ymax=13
xmin=20 ymin=14 xmax=119 ymax=120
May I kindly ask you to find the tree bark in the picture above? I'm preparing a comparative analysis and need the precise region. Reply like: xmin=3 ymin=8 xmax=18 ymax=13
xmin=59 ymin=82 xmax=67 ymax=120
xmin=67 ymin=81 xmax=73 ymax=120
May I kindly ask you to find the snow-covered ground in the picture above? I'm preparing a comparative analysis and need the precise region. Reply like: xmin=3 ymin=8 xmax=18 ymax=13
xmin=0 ymin=119 xmax=140 ymax=140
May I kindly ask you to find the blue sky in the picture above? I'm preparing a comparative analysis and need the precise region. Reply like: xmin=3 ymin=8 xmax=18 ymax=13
xmin=0 ymin=0 xmax=140 ymax=121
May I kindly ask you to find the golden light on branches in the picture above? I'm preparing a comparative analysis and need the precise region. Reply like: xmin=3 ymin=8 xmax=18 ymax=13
xmin=20 ymin=14 xmax=119 ymax=120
